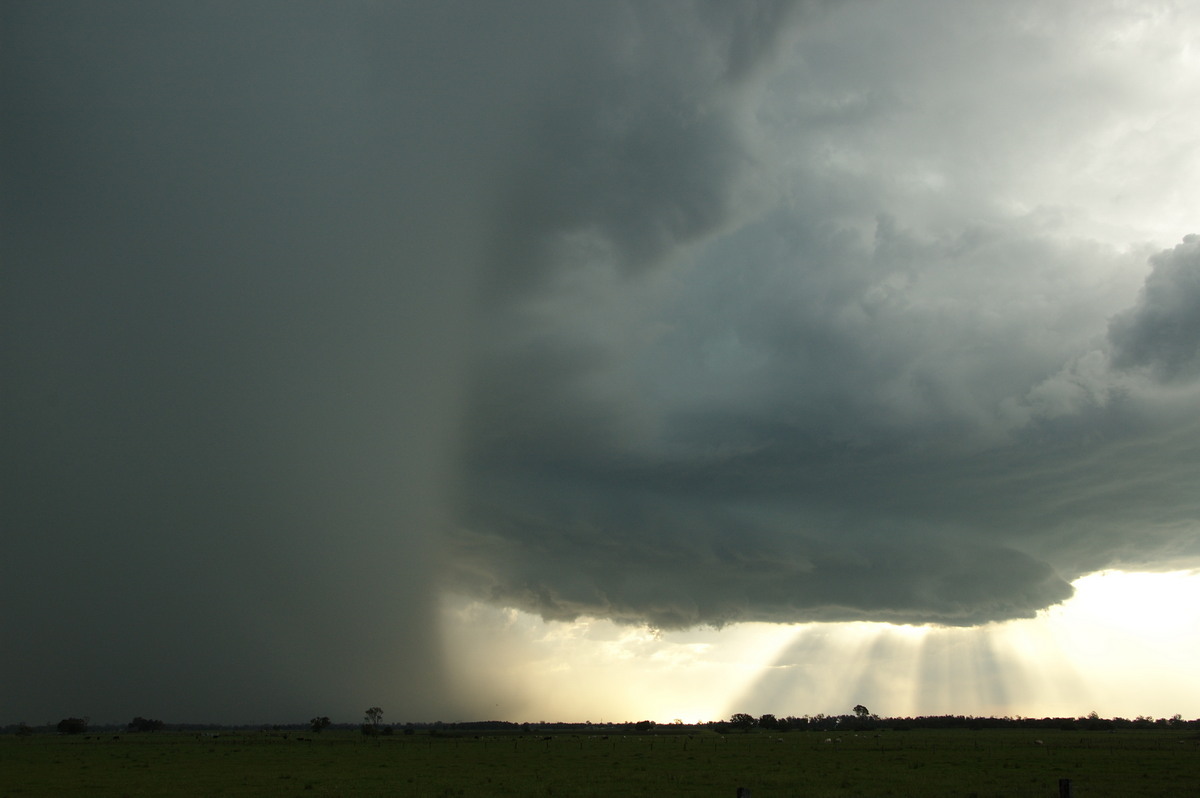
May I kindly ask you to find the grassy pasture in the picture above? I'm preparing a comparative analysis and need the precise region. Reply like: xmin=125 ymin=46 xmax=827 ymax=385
xmin=2 ymin=727 xmax=1197 ymax=797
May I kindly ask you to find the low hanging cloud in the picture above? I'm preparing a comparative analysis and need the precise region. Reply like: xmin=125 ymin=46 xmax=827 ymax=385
xmin=453 ymin=222 xmax=1200 ymax=629
xmin=447 ymin=2 xmax=1200 ymax=630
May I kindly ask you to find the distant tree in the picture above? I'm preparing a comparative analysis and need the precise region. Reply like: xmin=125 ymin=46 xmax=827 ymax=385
xmin=362 ymin=707 xmax=383 ymax=736
xmin=128 ymin=717 xmax=164 ymax=732
xmin=730 ymin=713 xmax=757 ymax=731
xmin=57 ymin=717 xmax=88 ymax=735
xmin=853 ymin=704 xmax=870 ymax=718
xmin=16 ymin=723 xmax=34 ymax=737
xmin=758 ymin=713 xmax=779 ymax=730
xmin=310 ymin=716 xmax=332 ymax=733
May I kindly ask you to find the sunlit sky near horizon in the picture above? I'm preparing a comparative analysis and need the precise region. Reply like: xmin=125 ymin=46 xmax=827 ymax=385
xmin=5 ymin=1 xmax=1200 ymax=726
xmin=444 ymin=570 xmax=1200 ymax=725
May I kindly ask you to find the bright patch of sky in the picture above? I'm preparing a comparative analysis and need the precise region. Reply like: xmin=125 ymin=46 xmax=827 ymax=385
xmin=444 ymin=570 xmax=1200 ymax=723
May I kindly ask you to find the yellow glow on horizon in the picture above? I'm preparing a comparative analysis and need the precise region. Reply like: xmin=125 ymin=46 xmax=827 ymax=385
xmin=440 ymin=570 xmax=1200 ymax=724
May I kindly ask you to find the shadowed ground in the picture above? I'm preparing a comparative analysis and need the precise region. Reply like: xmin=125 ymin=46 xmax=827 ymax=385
xmin=4 ymin=727 xmax=1197 ymax=797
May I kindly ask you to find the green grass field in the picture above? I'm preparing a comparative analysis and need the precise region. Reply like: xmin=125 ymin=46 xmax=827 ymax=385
xmin=3 ymin=728 xmax=1197 ymax=797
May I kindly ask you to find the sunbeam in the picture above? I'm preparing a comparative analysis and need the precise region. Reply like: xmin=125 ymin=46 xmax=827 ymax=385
xmin=721 ymin=571 xmax=1200 ymax=721
xmin=441 ymin=571 xmax=1200 ymax=723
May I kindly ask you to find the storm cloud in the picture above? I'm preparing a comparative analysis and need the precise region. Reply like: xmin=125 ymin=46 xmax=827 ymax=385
xmin=449 ymin=0 xmax=1200 ymax=629
xmin=4 ymin=0 xmax=1200 ymax=725
xmin=1110 ymin=235 xmax=1200 ymax=381
xmin=454 ymin=217 xmax=1200 ymax=628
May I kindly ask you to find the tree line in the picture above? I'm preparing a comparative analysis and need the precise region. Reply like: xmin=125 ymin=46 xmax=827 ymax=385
xmin=718 ymin=708 xmax=1197 ymax=733
xmin=7 ymin=707 xmax=1196 ymax=736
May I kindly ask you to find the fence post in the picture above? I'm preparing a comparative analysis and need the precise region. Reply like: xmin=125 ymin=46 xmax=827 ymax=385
xmin=1058 ymin=778 xmax=1072 ymax=798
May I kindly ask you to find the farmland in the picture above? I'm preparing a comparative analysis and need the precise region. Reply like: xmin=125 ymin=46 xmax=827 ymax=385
xmin=2 ymin=726 xmax=1197 ymax=797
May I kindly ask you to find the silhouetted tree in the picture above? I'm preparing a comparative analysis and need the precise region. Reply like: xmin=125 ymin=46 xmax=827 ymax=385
xmin=362 ymin=706 xmax=383 ymax=736
xmin=853 ymin=704 xmax=870 ymax=718
xmin=128 ymin=717 xmax=164 ymax=732
xmin=310 ymin=716 xmax=331 ymax=733
xmin=730 ymin=713 xmax=757 ymax=731
xmin=57 ymin=717 xmax=88 ymax=735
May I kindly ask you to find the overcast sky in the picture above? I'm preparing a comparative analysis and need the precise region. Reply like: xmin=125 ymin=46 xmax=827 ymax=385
xmin=4 ymin=1 xmax=1199 ymax=725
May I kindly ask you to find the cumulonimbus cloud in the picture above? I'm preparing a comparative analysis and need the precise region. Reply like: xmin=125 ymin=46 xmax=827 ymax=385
xmin=6 ymin=0 xmax=1200 ymax=726
xmin=447 ymin=2 xmax=1200 ymax=631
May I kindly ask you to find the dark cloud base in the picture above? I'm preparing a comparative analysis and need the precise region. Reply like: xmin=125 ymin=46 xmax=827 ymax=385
xmin=454 ymin=212 xmax=1200 ymax=630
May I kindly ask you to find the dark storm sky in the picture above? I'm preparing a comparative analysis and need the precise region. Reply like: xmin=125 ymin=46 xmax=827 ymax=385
xmin=4 ymin=1 xmax=1199 ymax=724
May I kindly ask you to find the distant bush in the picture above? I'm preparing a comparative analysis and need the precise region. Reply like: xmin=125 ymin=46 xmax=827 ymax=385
xmin=128 ymin=717 xmax=165 ymax=732
xmin=57 ymin=717 xmax=88 ymax=735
